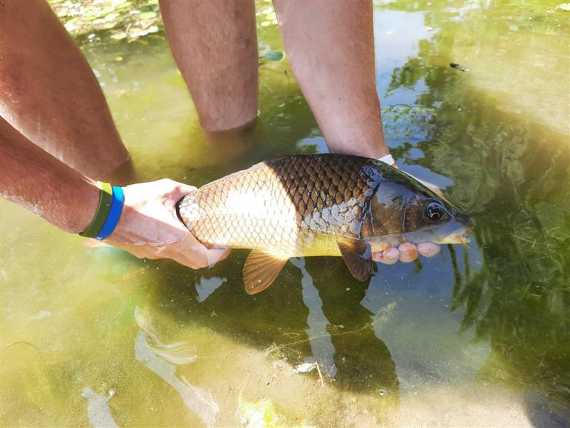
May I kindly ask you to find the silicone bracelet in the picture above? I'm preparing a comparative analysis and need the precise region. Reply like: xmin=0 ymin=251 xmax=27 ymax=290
xmin=96 ymin=186 xmax=125 ymax=240
xmin=79 ymin=182 xmax=113 ymax=238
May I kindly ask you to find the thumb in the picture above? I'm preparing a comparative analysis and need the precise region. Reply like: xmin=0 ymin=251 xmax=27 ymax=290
xmin=166 ymin=181 xmax=198 ymax=200
xmin=175 ymin=234 xmax=231 ymax=269
xmin=164 ymin=182 xmax=198 ymax=212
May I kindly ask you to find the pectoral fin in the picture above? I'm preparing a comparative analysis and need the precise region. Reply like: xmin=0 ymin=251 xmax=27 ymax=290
xmin=337 ymin=238 xmax=373 ymax=282
xmin=243 ymin=250 xmax=288 ymax=295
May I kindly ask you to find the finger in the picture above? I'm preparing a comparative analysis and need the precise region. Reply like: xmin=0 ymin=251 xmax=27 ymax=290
xmin=399 ymin=242 xmax=418 ymax=263
xmin=417 ymin=242 xmax=441 ymax=258
xmin=164 ymin=246 xmax=206 ymax=269
xmin=164 ymin=183 xmax=199 ymax=219
xmin=172 ymin=235 xmax=230 ymax=269
xmin=179 ymin=235 xmax=211 ymax=268
xmin=373 ymin=247 xmax=399 ymax=264
xmin=152 ymin=179 xmax=197 ymax=210
xmin=164 ymin=180 xmax=197 ymax=201
xmin=114 ymin=243 xmax=157 ymax=260
xmin=205 ymin=247 xmax=231 ymax=267
xmin=183 ymin=246 xmax=230 ymax=269
xmin=370 ymin=241 xmax=390 ymax=253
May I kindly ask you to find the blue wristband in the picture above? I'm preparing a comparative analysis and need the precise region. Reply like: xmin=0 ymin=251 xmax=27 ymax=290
xmin=96 ymin=186 xmax=125 ymax=240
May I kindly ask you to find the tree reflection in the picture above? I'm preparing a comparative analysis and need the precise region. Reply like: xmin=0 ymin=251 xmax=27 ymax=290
xmin=382 ymin=0 xmax=570 ymax=405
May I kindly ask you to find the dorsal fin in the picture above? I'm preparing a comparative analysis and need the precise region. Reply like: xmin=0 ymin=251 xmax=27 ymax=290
xmin=337 ymin=238 xmax=374 ymax=282
xmin=243 ymin=250 xmax=288 ymax=295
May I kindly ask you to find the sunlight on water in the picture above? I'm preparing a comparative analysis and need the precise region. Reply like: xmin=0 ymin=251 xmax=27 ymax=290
xmin=0 ymin=0 xmax=569 ymax=426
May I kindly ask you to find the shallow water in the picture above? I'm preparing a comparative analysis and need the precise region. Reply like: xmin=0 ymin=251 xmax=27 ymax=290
xmin=1 ymin=1 xmax=569 ymax=427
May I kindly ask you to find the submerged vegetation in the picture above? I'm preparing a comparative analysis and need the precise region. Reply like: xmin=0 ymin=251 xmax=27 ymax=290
xmin=384 ymin=0 xmax=570 ymax=404
xmin=49 ymin=0 xmax=162 ymax=41
xmin=48 ymin=0 xmax=279 ymax=43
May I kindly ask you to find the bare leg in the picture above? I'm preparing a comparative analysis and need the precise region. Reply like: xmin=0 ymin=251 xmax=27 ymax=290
xmin=160 ymin=0 xmax=258 ymax=132
xmin=273 ymin=0 xmax=388 ymax=158
xmin=0 ymin=0 xmax=129 ymax=180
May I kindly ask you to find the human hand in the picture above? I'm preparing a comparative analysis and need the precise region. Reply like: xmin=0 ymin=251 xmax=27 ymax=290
xmin=105 ymin=179 xmax=230 ymax=268
xmin=373 ymin=156 xmax=442 ymax=264
xmin=371 ymin=241 xmax=441 ymax=265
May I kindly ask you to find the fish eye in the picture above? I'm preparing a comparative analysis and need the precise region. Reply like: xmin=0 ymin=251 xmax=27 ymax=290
xmin=424 ymin=201 xmax=448 ymax=222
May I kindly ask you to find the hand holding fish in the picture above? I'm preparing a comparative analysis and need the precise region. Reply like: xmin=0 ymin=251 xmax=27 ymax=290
xmin=373 ymin=156 xmax=442 ymax=264
xmin=105 ymin=174 xmax=440 ymax=270
xmin=0 ymin=123 xmax=228 ymax=271
xmin=106 ymin=179 xmax=230 ymax=269
xmin=105 ymin=173 xmax=441 ymax=270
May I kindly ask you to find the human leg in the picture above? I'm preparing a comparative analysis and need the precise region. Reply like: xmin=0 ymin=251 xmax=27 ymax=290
xmin=273 ymin=0 xmax=388 ymax=158
xmin=160 ymin=0 xmax=258 ymax=132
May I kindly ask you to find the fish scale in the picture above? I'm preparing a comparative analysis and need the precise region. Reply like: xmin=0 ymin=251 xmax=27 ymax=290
xmin=178 ymin=155 xmax=381 ymax=257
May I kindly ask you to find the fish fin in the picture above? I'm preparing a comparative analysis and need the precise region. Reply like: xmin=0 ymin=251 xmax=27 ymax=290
xmin=337 ymin=238 xmax=373 ymax=282
xmin=243 ymin=250 xmax=288 ymax=295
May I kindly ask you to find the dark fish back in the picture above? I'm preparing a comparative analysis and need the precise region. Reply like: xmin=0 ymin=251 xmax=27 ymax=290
xmin=265 ymin=154 xmax=385 ymax=238
xmin=179 ymin=154 xmax=394 ymax=251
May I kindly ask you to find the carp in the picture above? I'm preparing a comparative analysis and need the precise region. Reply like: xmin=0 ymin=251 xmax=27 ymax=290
xmin=177 ymin=154 xmax=471 ymax=294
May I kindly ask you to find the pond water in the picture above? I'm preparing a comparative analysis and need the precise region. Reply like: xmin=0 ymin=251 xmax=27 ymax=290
xmin=1 ymin=0 xmax=569 ymax=427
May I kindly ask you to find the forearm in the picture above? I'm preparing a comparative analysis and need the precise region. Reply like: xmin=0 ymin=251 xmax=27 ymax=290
xmin=0 ymin=117 xmax=98 ymax=233
xmin=0 ymin=0 xmax=129 ymax=179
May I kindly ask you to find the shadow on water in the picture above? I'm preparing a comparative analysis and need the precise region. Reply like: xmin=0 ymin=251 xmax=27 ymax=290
xmin=142 ymin=253 xmax=401 ymax=391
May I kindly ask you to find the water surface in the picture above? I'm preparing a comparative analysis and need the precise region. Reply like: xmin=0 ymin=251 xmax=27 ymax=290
xmin=1 ymin=1 xmax=569 ymax=426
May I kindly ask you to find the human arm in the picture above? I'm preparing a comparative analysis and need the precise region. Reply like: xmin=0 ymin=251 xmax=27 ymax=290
xmin=0 ymin=0 xmax=129 ymax=179
xmin=0 ymin=117 xmax=228 ymax=268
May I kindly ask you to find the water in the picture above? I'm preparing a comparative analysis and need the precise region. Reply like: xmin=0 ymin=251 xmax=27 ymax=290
xmin=1 ymin=1 xmax=569 ymax=426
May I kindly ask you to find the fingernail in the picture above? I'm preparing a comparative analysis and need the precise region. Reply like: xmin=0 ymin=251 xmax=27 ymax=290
xmin=371 ymin=241 xmax=390 ymax=253
xmin=417 ymin=242 xmax=441 ymax=257
xmin=376 ymin=248 xmax=399 ymax=265
xmin=399 ymin=243 xmax=417 ymax=263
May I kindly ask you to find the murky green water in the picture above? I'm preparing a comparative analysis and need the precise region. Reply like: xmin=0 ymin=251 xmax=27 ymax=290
xmin=1 ymin=1 xmax=569 ymax=426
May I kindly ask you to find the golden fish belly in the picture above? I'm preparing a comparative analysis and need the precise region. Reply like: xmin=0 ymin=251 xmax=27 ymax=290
xmin=185 ymin=180 xmax=343 ymax=258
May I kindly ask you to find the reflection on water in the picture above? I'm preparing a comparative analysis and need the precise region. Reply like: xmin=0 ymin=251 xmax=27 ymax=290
xmin=1 ymin=0 xmax=569 ymax=426
xmin=195 ymin=277 xmax=227 ymax=303
xmin=134 ymin=332 xmax=218 ymax=427
xmin=81 ymin=387 xmax=119 ymax=428
xmin=292 ymin=257 xmax=337 ymax=378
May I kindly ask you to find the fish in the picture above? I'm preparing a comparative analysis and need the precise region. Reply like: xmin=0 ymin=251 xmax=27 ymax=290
xmin=177 ymin=154 xmax=471 ymax=295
